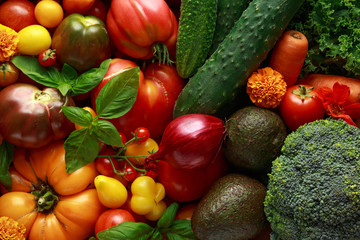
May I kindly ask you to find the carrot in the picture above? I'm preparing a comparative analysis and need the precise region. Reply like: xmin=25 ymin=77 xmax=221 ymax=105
xmin=299 ymin=74 xmax=360 ymax=104
xmin=268 ymin=30 xmax=308 ymax=87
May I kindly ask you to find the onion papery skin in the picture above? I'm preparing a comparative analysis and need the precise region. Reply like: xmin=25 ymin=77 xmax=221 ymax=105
xmin=147 ymin=114 xmax=225 ymax=170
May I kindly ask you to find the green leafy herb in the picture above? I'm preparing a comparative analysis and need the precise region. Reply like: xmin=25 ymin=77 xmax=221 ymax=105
xmin=11 ymin=55 xmax=111 ymax=96
xmin=62 ymin=67 xmax=139 ymax=173
xmin=96 ymin=203 xmax=199 ymax=240
xmin=0 ymin=140 xmax=14 ymax=191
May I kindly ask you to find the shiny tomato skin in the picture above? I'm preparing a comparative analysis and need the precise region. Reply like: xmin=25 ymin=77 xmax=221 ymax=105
xmin=94 ymin=209 xmax=136 ymax=239
xmin=91 ymin=60 xmax=184 ymax=140
xmin=62 ymin=0 xmax=95 ymax=14
xmin=279 ymin=84 xmax=325 ymax=131
xmin=0 ymin=141 xmax=104 ymax=239
xmin=0 ymin=61 xmax=19 ymax=87
xmin=85 ymin=0 xmax=107 ymax=22
xmin=0 ymin=83 xmax=75 ymax=148
xmin=0 ymin=0 xmax=37 ymax=32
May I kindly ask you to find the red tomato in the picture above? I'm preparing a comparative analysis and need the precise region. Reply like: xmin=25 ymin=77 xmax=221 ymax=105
xmin=279 ymin=84 xmax=325 ymax=131
xmin=94 ymin=209 xmax=136 ymax=239
xmin=95 ymin=146 xmax=120 ymax=177
xmin=0 ymin=61 xmax=19 ymax=87
xmin=85 ymin=0 xmax=107 ymax=22
xmin=0 ymin=0 xmax=37 ymax=32
xmin=38 ymin=49 xmax=56 ymax=67
xmin=91 ymin=59 xmax=184 ymax=140
xmin=157 ymin=150 xmax=228 ymax=202
xmin=62 ymin=0 xmax=95 ymax=14
xmin=133 ymin=127 xmax=150 ymax=143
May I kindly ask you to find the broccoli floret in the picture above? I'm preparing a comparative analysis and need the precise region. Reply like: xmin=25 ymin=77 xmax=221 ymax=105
xmin=264 ymin=119 xmax=360 ymax=240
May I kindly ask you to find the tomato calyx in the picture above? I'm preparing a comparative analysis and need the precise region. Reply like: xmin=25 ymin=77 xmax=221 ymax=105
xmin=40 ymin=49 xmax=56 ymax=62
xmin=152 ymin=42 xmax=173 ymax=65
xmin=0 ymin=62 xmax=17 ymax=80
xmin=31 ymin=184 xmax=59 ymax=213
xmin=292 ymin=85 xmax=315 ymax=100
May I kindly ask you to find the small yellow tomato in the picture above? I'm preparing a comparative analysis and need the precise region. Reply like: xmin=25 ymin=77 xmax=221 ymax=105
xmin=94 ymin=175 xmax=128 ymax=209
xmin=130 ymin=176 xmax=166 ymax=221
xmin=18 ymin=25 xmax=52 ymax=56
xmin=75 ymin=106 xmax=97 ymax=130
xmin=35 ymin=0 xmax=64 ymax=28
xmin=125 ymin=138 xmax=159 ymax=166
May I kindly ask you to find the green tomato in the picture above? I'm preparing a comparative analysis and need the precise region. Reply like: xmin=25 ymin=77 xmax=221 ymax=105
xmin=51 ymin=13 xmax=110 ymax=72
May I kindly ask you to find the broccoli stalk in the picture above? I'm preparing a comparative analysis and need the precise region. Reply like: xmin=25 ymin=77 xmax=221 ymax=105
xmin=264 ymin=119 xmax=360 ymax=240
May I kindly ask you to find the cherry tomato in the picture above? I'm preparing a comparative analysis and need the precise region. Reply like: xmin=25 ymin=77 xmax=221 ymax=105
xmin=95 ymin=146 xmax=119 ymax=177
xmin=133 ymin=127 xmax=150 ymax=143
xmin=62 ymin=0 xmax=95 ymax=14
xmin=0 ymin=62 xmax=19 ymax=87
xmin=38 ymin=49 xmax=57 ymax=67
xmin=279 ymin=84 xmax=325 ymax=131
xmin=34 ymin=0 xmax=64 ymax=28
xmin=125 ymin=138 xmax=159 ymax=166
xmin=0 ymin=0 xmax=37 ymax=32
xmin=94 ymin=209 xmax=136 ymax=240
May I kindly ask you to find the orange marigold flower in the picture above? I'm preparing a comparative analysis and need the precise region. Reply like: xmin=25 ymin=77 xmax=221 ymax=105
xmin=246 ymin=67 xmax=287 ymax=108
xmin=0 ymin=216 xmax=26 ymax=240
xmin=0 ymin=24 xmax=19 ymax=62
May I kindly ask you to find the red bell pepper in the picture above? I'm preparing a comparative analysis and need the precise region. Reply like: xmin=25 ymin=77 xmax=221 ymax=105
xmin=106 ymin=0 xmax=178 ymax=62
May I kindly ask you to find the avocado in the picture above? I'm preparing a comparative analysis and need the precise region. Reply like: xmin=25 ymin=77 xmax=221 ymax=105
xmin=191 ymin=173 xmax=268 ymax=240
xmin=223 ymin=106 xmax=287 ymax=175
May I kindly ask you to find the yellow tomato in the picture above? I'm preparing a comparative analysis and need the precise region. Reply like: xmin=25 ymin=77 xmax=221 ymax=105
xmin=35 ymin=0 xmax=64 ymax=28
xmin=18 ymin=25 xmax=52 ymax=56
xmin=125 ymin=138 xmax=159 ymax=166
xmin=75 ymin=106 xmax=97 ymax=130
xmin=94 ymin=175 xmax=128 ymax=209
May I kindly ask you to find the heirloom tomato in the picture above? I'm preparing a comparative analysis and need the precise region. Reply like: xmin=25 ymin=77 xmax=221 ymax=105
xmin=0 ymin=83 xmax=75 ymax=148
xmin=157 ymin=150 xmax=228 ymax=202
xmin=279 ymin=84 xmax=325 ymax=131
xmin=106 ymin=0 xmax=178 ymax=60
xmin=0 ymin=61 xmax=19 ymax=87
xmin=0 ymin=140 xmax=105 ymax=240
xmin=18 ymin=24 xmax=52 ymax=56
xmin=91 ymin=59 xmax=184 ymax=140
xmin=94 ymin=209 xmax=136 ymax=240
xmin=51 ymin=13 xmax=110 ymax=72
xmin=0 ymin=0 xmax=37 ymax=32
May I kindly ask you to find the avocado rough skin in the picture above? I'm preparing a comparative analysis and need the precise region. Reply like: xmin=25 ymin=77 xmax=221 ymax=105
xmin=191 ymin=173 xmax=267 ymax=240
xmin=264 ymin=119 xmax=360 ymax=240
xmin=223 ymin=106 xmax=287 ymax=174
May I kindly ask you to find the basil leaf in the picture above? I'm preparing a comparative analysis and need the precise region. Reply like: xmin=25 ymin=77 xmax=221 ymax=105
xmin=149 ymin=229 xmax=163 ymax=240
xmin=11 ymin=55 xmax=59 ymax=88
xmin=97 ymin=222 xmax=153 ymax=240
xmin=0 ymin=140 xmax=14 ymax=191
xmin=62 ymin=64 xmax=78 ymax=82
xmin=71 ymin=59 xmax=111 ymax=96
xmin=64 ymin=128 xmax=99 ymax=173
xmin=165 ymin=220 xmax=198 ymax=240
xmin=96 ymin=67 xmax=139 ymax=119
xmin=92 ymin=120 xmax=124 ymax=147
xmin=157 ymin=202 xmax=179 ymax=229
xmin=62 ymin=106 xmax=94 ymax=127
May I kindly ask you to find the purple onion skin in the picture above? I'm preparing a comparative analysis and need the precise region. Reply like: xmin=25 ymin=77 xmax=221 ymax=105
xmin=147 ymin=114 xmax=225 ymax=170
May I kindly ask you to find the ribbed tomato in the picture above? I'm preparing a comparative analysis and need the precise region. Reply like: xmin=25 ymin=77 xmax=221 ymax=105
xmin=0 ymin=140 xmax=105 ymax=240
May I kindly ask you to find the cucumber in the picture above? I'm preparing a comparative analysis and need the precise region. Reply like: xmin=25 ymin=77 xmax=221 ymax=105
xmin=175 ymin=0 xmax=218 ymax=79
xmin=208 ymin=0 xmax=251 ymax=56
xmin=173 ymin=0 xmax=305 ymax=119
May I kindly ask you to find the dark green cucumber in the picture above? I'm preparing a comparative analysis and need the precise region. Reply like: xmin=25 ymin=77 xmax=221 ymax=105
xmin=176 ymin=0 xmax=217 ymax=79
xmin=173 ymin=0 xmax=305 ymax=119
xmin=208 ymin=0 xmax=251 ymax=56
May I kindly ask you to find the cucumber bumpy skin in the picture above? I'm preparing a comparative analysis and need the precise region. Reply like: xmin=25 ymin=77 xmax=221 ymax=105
xmin=176 ymin=0 xmax=218 ymax=79
xmin=173 ymin=0 xmax=305 ymax=119
xmin=208 ymin=0 xmax=251 ymax=56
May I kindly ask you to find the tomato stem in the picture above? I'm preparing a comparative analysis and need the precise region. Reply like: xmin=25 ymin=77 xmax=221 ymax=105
xmin=32 ymin=186 xmax=59 ymax=212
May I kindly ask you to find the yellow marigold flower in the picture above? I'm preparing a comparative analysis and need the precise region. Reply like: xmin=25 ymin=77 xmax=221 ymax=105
xmin=0 ymin=216 xmax=26 ymax=240
xmin=246 ymin=67 xmax=287 ymax=108
xmin=0 ymin=24 xmax=19 ymax=62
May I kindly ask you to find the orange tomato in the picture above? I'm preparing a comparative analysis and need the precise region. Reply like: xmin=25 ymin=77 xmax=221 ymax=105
xmin=125 ymin=138 xmax=159 ymax=166
xmin=0 ymin=140 xmax=105 ymax=240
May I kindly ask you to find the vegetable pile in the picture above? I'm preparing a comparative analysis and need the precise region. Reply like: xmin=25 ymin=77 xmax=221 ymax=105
xmin=0 ymin=0 xmax=359 ymax=239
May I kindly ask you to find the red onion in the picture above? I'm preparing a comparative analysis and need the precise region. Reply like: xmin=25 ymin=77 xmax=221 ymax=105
xmin=147 ymin=114 xmax=225 ymax=170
